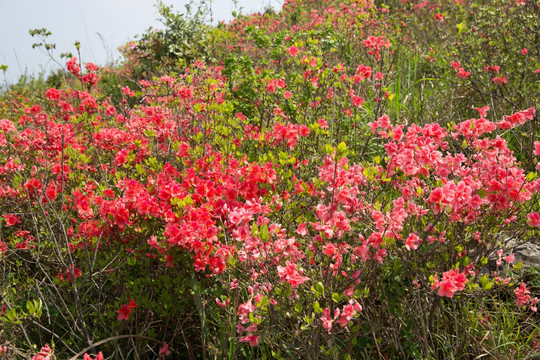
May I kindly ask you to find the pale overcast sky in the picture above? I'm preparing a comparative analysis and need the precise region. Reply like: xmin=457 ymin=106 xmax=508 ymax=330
xmin=0 ymin=0 xmax=283 ymax=84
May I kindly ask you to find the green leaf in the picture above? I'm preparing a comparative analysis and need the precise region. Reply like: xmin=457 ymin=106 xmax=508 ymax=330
xmin=26 ymin=300 xmax=35 ymax=314
xmin=315 ymin=282 xmax=325 ymax=296
xmin=5 ymin=308 xmax=16 ymax=322
xmin=249 ymin=312 xmax=257 ymax=323
xmin=13 ymin=174 xmax=22 ymax=188
xmin=332 ymin=292 xmax=343 ymax=303
xmin=362 ymin=286 xmax=370 ymax=297
xmin=337 ymin=142 xmax=347 ymax=155
xmin=324 ymin=144 xmax=334 ymax=154
xmin=479 ymin=275 xmax=492 ymax=290
xmin=260 ymin=223 xmax=269 ymax=241
xmin=143 ymin=129 xmax=155 ymax=137
xmin=526 ymin=172 xmax=537 ymax=182
xmin=257 ymin=296 xmax=269 ymax=308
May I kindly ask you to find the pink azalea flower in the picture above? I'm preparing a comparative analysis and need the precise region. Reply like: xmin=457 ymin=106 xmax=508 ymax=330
xmin=504 ymin=253 xmax=515 ymax=264
xmin=296 ymin=223 xmax=308 ymax=236
xmin=433 ymin=268 xmax=468 ymax=297
xmin=438 ymin=279 xmax=458 ymax=297
xmin=317 ymin=118 xmax=328 ymax=129
xmin=216 ymin=298 xmax=230 ymax=308
xmin=533 ymin=141 xmax=540 ymax=156
xmin=515 ymin=283 xmax=531 ymax=306
xmin=475 ymin=105 xmax=490 ymax=118
xmin=456 ymin=67 xmax=471 ymax=79
xmin=32 ymin=344 xmax=51 ymax=360
xmin=160 ymin=342 xmax=171 ymax=358
xmin=492 ymin=76 xmax=508 ymax=85
xmin=287 ymin=46 xmax=299 ymax=57
xmin=277 ymin=261 xmax=309 ymax=288
xmin=84 ymin=352 xmax=104 ymax=360
xmin=404 ymin=233 xmax=422 ymax=251
xmin=527 ymin=212 xmax=540 ymax=227
xmin=239 ymin=335 xmax=260 ymax=346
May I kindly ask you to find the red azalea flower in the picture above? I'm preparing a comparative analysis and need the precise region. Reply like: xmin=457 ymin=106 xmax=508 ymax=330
xmin=117 ymin=304 xmax=132 ymax=321
xmin=3 ymin=214 xmax=21 ymax=227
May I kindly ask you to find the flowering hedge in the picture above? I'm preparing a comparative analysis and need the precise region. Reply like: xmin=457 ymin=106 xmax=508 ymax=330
xmin=1 ymin=0 xmax=539 ymax=358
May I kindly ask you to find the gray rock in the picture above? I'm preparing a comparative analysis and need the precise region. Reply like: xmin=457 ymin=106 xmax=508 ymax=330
xmin=478 ymin=236 xmax=540 ymax=275
xmin=503 ymin=237 xmax=540 ymax=268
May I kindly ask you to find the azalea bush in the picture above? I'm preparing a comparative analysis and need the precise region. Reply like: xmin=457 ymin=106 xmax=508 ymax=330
xmin=1 ymin=0 xmax=539 ymax=359
xmin=118 ymin=0 xmax=217 ymax=80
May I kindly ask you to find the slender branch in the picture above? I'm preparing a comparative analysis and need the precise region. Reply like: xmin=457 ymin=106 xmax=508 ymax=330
xmin=68 ymin=335 xmax=163 ymax=360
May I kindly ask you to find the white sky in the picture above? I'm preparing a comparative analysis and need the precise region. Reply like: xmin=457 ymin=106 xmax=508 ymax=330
xmin=0 ymin=0 xmax=283 ymax=84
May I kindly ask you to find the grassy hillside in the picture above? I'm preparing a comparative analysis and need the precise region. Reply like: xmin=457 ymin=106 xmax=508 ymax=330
xmin=0 ymin=0 xmax=539 ymax=359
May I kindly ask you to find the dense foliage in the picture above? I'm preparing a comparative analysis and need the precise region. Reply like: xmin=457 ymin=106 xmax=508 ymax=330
xmin=0 ymin=0 xmax=539 ymax=359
